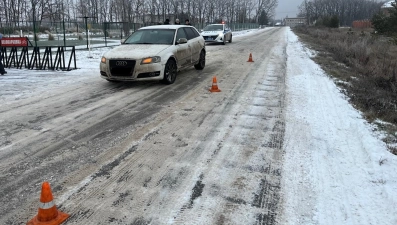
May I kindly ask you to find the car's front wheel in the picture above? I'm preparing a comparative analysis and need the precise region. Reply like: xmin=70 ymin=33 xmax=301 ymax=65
xmin=194 ymin=50 xmax=206 ymax=70
xmin=162 ymin=59 xmax=177 ymax=84
xmin=229 ymin=35 xmax=232 ymax=43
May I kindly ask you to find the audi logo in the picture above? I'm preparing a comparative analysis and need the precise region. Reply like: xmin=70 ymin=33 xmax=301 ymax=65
xmin=116 ymin=61 xmax=128 ymax=66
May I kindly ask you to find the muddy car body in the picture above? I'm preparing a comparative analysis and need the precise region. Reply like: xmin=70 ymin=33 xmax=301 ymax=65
xmin=100 ymin=25 xmax=206 ymax=84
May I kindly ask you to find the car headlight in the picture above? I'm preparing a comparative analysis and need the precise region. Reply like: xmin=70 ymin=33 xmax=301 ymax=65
xmin=141 ymin=56 xmax=161 ymax=64
xmin=101 ymin=57 xmax=106 ymax=63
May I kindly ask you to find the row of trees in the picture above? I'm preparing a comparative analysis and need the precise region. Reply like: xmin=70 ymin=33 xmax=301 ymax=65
xmin=0 ymin=0 xmax=277 ymax=27
xmin=297 ymin=0 xmax=385 ymax=27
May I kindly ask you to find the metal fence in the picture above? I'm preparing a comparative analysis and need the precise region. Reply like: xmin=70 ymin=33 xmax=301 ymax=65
xmin=1 ymin=46 xmax=77 ymax=71
xmin=0 ymin=21 xmax=260 ymax=49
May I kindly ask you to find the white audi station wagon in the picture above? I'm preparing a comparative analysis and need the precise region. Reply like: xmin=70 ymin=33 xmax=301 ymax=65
xmin=100 ymin=25 xmax=206 ymax=84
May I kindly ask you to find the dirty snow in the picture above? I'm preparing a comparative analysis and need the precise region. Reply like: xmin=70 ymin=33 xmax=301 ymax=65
xmin=0 ymin=27 xmax=396 ymax=224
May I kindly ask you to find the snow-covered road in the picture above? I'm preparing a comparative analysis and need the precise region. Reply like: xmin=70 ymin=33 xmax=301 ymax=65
xmin=0 ymin=27 xmax=396 ymax=225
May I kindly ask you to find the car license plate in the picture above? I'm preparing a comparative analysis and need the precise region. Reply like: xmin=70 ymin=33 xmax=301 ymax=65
xmin=207 ymin=38 xmax=213 ymax=40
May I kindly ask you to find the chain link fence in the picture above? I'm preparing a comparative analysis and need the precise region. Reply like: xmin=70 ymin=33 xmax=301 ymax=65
xmin=0 ymin=21 xmax=260 ymax=49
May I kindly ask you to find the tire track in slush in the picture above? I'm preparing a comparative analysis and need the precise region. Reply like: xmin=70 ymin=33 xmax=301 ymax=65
xmin=2 ymin=28 xmax=287 ymax=225
xmin=54 ymin=34 xmax=268 ymax=223
xmin=60 ymin=86 xmax=221 ymax=222
xmin=64 ymin=29 xmax=287 ymax=225
xmin=0 ymin=84 xmax=174 ymax=221
xmin=167 ymin=31 xmax=287 ymax=224
xmin=62 ymin=74 xmax=245 ymax=223
xmin=64 ymin=124 xmax=201 ymax=223
xmin=59 ymin=69 xmax=234 ymax=223
xmin=164 ymin=33 xmax=288 ymax=223
xmin=250 ymin=52 xmax=286 ymax=225
xmin=0 ymin=63 xmax=212 ymax=223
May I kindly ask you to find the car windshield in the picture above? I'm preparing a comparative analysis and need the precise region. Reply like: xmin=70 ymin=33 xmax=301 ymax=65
xmin=124 ymin=29 xmax=176 ymax=45
xmin=203 ymin=25 xmax=224 ymax=31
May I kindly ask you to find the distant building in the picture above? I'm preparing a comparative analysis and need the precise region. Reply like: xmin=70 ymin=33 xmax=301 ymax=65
xmin=381 ymin=1 xmax=395 ymax=16
xmin=352 ymin=20 xmax=372 ymax=28
xmin=284 ymin=17 xmax=306 ymax=27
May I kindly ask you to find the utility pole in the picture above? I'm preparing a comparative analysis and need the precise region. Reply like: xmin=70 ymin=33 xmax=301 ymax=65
xmin=62 ymin=3 xmax=66 ymax=47
xmin=84 ymin=16 xmax=89 ymax=49
xmin=32 ymin=3 xmax=37 ymax=47
xmin=78 ymin=16 xmax=95 ymax=49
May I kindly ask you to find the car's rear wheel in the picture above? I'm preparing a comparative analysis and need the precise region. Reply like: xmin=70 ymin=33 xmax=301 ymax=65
xmin=229 ymin=35 xmax=232 ymax=43
xmin=194 ymin=50 xmax=206 ymax=70
xmin=162 ymin=59 xmax=177 ymax=84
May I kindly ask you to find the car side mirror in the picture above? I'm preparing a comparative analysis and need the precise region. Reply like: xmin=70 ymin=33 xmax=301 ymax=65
xmin=177 ymin=38 xmax=188 ymax=44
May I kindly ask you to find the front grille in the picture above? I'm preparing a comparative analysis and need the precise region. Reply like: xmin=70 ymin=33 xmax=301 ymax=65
xmin=204 ymin=35 xmax=218 ymax=40
xmin=109 ymin=60 xmax=136 ymax=77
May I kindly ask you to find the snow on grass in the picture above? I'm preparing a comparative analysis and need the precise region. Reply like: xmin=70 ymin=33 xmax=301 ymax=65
xmin=281 ymin=28 xmax=397 ymax=225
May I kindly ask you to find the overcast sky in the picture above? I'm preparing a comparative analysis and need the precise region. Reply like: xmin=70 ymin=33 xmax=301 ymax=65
xmin=275 ymin=0 xmax=303 ymax=20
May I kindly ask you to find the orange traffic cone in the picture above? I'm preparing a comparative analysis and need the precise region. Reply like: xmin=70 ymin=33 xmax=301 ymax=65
xmin=27 ymin=181 xmax=69 ymax=225
xmin=209 ymin=76 xmax=221 ymax=92
xmin=247 ymin=53 xmax=254 ymax=62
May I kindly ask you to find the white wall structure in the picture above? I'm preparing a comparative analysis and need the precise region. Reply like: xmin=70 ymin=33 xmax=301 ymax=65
xmin=284 ymin=17 xmax=306 ymax=27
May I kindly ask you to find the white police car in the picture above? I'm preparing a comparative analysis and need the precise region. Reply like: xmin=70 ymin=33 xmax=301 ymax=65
xmin=201 ymin=23 xmax=232 ymax=45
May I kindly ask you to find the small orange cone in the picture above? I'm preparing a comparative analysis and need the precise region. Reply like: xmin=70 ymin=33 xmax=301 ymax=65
xmin=27 ymin=181 xmax=69 ymax=225
xmin=247 ymin=53 xmax=254 ymax=62
xmin=209 ymin=76 xmax=221 ymax=92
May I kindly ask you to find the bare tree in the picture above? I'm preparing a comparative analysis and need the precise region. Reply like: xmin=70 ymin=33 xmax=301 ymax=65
xmin=255 ymin=0 xmax=277 ymax=23
xmin=0 ymin=0 xmax=285 ymax=28
xmin=299 ymin=0 xmax=384 ymax=26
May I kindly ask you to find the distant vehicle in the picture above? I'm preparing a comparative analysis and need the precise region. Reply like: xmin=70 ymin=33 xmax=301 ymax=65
xmin=275 ymin=22 xmax=282 ymax=26
xmin=100 ymin=25 xmax=206 ymax=84
xmin=200 ymin=23 xmax=232 ymax=45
